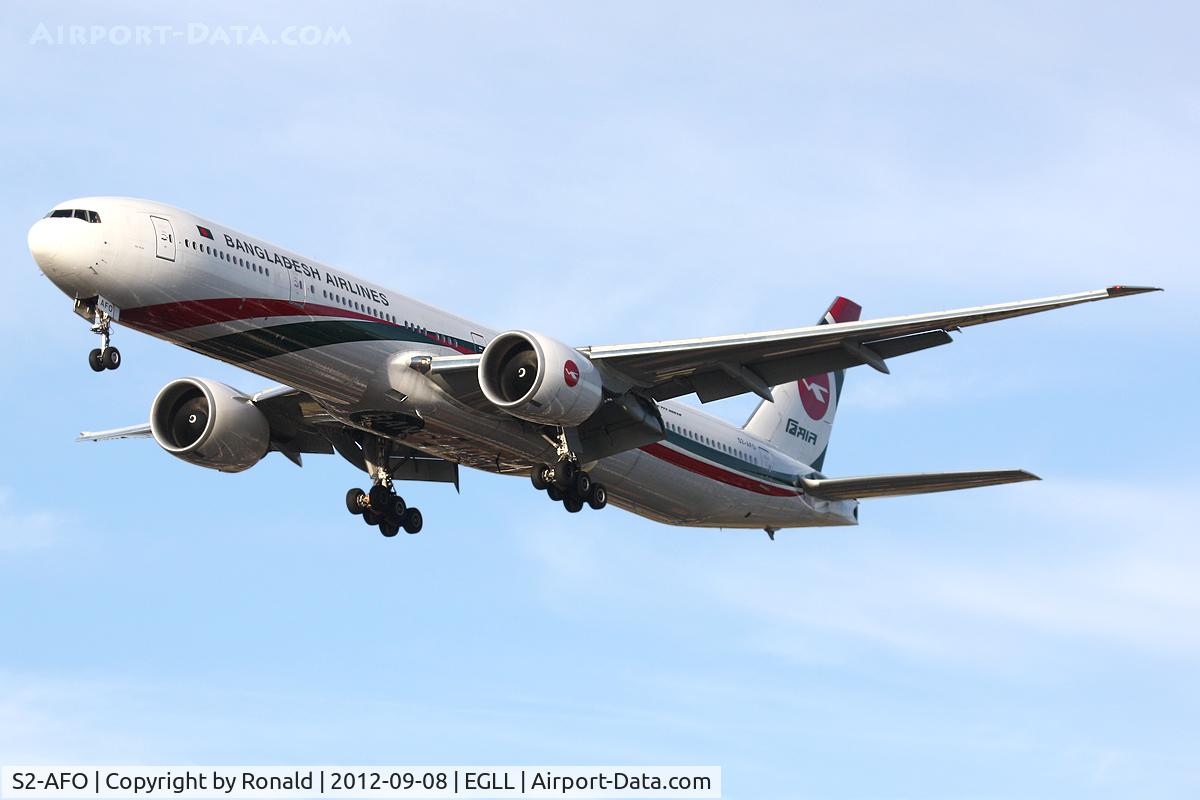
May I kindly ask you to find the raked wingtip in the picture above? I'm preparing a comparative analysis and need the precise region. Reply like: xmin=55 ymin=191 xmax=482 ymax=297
xmin=1106 ymin=284 xmax=1163 ymax=297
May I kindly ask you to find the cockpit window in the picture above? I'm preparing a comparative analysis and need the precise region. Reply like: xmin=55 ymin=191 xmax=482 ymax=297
xmin=45 ymin=208 xmax=101 ymax=222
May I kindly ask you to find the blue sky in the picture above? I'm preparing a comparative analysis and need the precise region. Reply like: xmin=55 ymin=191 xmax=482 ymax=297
xmin=1 ymin=2 xmax=1197 ymax=797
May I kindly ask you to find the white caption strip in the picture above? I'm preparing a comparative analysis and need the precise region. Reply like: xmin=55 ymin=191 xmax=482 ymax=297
xmin=2 ymin=767 xmax=720 ymax=799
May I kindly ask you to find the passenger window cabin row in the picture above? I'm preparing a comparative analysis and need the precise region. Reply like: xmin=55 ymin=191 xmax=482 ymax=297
xmin=664 ymin=420 xmax=761 ymax=464
xmin=184 ymin=237 xmax=270 ymax=277
xmin=320 ymin=288 xmax=402 ymax=325
xmin=182 ymin=235 xmax=405 ymax=327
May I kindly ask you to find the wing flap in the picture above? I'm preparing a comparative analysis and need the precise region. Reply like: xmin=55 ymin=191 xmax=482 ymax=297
xmin=801 ymin=469 xmax=1039 ymax=500
xmin=660 ymin=329 xmax=955 ymax=402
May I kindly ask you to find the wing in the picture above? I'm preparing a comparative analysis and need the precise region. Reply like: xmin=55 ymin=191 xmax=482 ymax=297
xmin=427 ymin=285 xmax=1158 ymax=404
xmin=581 ymin=285 xmax=1158 ymax=401
xmin=78 ymin=386 xmax=340 ymax=463
xmin=77 ymin=423 xmax=153 ymax=442
xmin=75 ymin=385 xmax=458 ymax=484
xmin=801 ymin=469 xmax=1039 ymax=500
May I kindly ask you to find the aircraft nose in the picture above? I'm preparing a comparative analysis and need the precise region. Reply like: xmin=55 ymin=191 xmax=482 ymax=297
xmin=28 ymin=218 xmax=60 ymax=273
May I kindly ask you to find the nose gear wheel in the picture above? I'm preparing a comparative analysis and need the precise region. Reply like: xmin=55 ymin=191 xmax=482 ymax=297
xmin=86 ymin=304 xmax=121 ymax=371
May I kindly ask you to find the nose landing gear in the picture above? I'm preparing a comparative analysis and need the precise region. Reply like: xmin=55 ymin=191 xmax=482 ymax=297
xmin=86 ymin=306 xmax=120 ymax=372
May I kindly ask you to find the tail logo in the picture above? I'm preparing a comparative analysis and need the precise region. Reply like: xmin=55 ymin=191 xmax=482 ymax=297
xmin=563 ymin=359 xmax=580 ymax=387
xmin=798 ymin=373 xmax=832 ymax=420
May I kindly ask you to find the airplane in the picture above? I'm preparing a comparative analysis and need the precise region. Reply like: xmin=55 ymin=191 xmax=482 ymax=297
xmin=28 ymin=196 xmax=1159 ymax=538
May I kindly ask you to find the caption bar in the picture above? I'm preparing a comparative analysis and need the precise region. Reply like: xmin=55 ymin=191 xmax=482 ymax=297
xmin=1 ymin=767 xmax=720 ymax=799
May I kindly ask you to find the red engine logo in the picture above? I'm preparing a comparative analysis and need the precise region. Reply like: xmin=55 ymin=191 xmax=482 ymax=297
xmin=798 ymin=374 xmax=831 ymax=420
xmin=563 ymin=359 xmax=580 ymax=387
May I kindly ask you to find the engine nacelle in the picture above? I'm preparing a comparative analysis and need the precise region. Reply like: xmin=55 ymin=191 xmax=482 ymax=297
xmin=150 ymin=378 xmax=270 ymax=473
xmin=478 ymin=330 xmax=603 ymax=426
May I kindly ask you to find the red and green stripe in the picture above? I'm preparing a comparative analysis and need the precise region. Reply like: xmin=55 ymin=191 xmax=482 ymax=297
xmin=121 ymin=298 xmax=484 ymax=361
xmin=642 ymin=433 xmax=801 ymax=497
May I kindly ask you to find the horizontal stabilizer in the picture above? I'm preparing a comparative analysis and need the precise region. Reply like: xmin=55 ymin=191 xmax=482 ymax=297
xmin=800 ymin=469 xmax=1039 ymax=500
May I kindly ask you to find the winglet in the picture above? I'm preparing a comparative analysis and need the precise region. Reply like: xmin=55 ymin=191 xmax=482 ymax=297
xmin=1106 ymin=285 xmax=1163 ymax=297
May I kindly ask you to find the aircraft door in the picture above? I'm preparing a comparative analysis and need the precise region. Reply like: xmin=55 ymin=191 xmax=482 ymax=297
xmin=288 ymin=270 xmax=306 ymax=307
xmin=150 ymin=215 xmax=175 ymax=261
xmin=757 ymin=445 xmax=774 ymax=475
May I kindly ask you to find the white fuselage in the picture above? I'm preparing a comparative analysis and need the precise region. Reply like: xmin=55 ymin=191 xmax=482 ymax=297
xmin=29 ymin=196 xmax=858 ymax=530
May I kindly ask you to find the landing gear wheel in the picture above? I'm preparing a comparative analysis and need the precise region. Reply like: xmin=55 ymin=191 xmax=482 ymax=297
xmin=88 ymin=348 xmax=104 ymax=372
xmin=368 ymin=484 xmax=391 ymax=511
xmin=563 ymin=496 xmax=584 ymax=513
xmin=573 ymin=470 xmax=592 ymax=498
xmin=379 ymin=519 xmax=400 ymax=537
xmin=587 ymin=483 xmax=608 ymax=510
xmin=547 ymin=485 xmax=564 ymax=502
xmin=363 ymin=509 xmax=383 ymax=526
xmin=402 ymin=507 xmax=423 ymax=534
xmin=530 ymin=463 xmax=550 ymax=491
xmin=387 ymin=495 xmax=407 ymax=520
xmin=346 ymin=488 xmax=367 ymax=515
xmin=102 ymin=347 xmax=121 ymax=370
xmin=553 ymin=460 xmax=576 ymax=489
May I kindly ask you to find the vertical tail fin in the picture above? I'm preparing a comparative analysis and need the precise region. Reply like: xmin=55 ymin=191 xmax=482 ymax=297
xmin=742 ymin=297 xmax=861 ymax=472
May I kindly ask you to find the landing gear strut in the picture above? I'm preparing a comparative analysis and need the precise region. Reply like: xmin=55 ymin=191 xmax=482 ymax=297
xmin=87 ymin=308 xmax=120 ymax=372
xmin=346 ymin=436 xmax=424 ymax=537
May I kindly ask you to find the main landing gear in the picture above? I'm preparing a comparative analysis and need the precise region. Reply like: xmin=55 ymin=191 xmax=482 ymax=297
xmin=87 ymin=308 xmax=120 ymax=372
xmin=346 ymin=435 xmax=424 ymax=537
xmin=346 ymin=483 xmax=424 ymax=537
xmin=530 ymin=459 xmax=608 ymax=514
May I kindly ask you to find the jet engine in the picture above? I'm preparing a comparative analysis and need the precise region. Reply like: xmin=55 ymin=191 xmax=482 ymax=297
xmin=149 ymin=378 xmax=270 ymax=472
xmin=478 ymin=331 xmax=603 ymax=426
